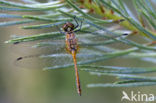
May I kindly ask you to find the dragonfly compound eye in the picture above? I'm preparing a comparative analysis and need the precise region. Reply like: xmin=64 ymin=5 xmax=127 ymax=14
xmin=63 ymin=22 xmax=75 ymax=32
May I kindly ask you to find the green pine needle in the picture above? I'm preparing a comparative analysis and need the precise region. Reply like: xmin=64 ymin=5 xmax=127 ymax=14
xmin=1 ymin=0 xmax=156 ymax=88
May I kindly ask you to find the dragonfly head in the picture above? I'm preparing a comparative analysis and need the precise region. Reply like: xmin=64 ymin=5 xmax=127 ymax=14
xmin=63 ymin=22 xmax=75 ymax=32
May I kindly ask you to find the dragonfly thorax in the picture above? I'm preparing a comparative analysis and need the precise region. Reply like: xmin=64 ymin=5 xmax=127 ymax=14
xmin=65 ymin=33 xmax=78 ymax=53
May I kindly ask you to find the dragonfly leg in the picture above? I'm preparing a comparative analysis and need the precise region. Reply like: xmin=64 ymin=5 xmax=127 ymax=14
xmin=74 ymin=16 xmax=79 ymax=29
xmin=74 ymin=19 xmax=83 ymax=32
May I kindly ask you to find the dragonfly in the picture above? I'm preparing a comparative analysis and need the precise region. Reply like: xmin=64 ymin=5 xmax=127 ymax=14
xmin=14 ymin=17 xmax=127 ymax=96
xmin=54 ymin=17 xmax=82 ymax=96
xmin=62 ymin=20 xmax=81 ymax=96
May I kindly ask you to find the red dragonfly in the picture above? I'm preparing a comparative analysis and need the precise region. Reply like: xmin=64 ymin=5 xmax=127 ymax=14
xmin=16 ymin=17 xmax=83 ymax=96
xmin=14 ymin=17 xmax=126 ymax=96
xmin=61 ymin=19 xmax=82 ymax=96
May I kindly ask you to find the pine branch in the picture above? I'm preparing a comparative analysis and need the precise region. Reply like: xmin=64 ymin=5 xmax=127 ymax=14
xmin=1 ymin=0 xmax=156 ymax=88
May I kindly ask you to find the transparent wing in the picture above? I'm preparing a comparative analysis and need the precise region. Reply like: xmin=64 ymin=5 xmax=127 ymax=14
xmin=14 ymin=47 xmax=103 ymax=70
xmin=11 ymin=30 xmax=128 ymax=70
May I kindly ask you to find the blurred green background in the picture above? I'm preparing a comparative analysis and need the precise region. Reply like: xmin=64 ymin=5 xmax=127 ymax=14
xmin=0 ymin=0 xmax=156 ymax=103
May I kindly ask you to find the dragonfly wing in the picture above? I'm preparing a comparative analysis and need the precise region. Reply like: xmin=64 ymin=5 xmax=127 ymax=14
xmin=11 ymin=39 xmax=66 ymax=55
xmin=12 ymin=39 xmax=70 ymax=70
xmin=14 ymin=48 xmax=103 ymax=70
xmin=12 ymin=30 xmax=125 ymax=70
